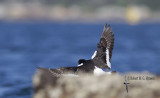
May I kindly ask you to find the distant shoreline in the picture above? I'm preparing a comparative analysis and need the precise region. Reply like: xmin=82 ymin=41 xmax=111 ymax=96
xmin=1 ymin=18 xmax=160 ymax=25
xmin=0 ymin=3 xmax=160 ymax=24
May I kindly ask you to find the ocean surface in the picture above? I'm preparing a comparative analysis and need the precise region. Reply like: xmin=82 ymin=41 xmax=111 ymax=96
xmin=0 ymin=21 xmax=160 ymax=98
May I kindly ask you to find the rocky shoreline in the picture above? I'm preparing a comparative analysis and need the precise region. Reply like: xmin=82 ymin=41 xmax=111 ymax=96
xmin=32 ymin=69 xmax=160 ymax=98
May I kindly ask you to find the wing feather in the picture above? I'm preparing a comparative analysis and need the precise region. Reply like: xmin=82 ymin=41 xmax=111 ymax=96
xmin=92 ymin=24 xmax=114 ymax=69
xmin=100 ymin=24 xmax=114 ymax=61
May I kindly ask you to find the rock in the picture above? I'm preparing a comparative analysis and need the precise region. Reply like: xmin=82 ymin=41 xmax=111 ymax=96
xmin=32 ymin=69 xmax=160 ymax=98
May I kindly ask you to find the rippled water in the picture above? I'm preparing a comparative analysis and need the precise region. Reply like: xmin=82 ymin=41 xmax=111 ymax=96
xmin=0 ymin=21 xmax=160 ymax=97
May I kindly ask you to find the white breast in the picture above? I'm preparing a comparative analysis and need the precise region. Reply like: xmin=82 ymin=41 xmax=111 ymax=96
xmin=94 ymin=66 xmax=111 ymax=76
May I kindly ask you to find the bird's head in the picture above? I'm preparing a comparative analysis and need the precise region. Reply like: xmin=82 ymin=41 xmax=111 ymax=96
xmin=78 ymin=59 xmax=86 ymax=64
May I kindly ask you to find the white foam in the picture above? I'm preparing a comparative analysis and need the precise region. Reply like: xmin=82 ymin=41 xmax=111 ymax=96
xmin=91 ymin=51 xmax=97 ymax=59
xmin=106 ymin=49 xmax=111 ymax=69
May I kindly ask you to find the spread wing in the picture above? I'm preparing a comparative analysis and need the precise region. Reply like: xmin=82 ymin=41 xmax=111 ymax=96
xmin=91 ymin=24 xmax=114 ymax=69
xmin=100 ymin=24 xmax=114 ymax=60
xmin=37 ymin=67 xmax=79 ymax=77
xmin=37 ymin=67 xmax=63 ymax=77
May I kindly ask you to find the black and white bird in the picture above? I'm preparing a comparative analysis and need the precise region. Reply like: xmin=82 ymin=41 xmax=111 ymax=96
xmin=38 ymin=24 xmax=115 ymax=77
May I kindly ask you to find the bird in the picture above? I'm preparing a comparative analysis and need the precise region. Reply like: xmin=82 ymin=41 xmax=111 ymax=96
xmin=38 ymin=24 xmax=115 ymax=77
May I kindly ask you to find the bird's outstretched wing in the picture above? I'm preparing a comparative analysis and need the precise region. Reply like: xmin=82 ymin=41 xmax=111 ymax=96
xmin=92 ymin=24 xmax=114 ymax=69
xmin=37 ymin=67 xmax=79 ymax=77
xmin=37 ymin=67 xmax=63 ymax=77
xmin=100 ymin=24 xmax=114 ymax=60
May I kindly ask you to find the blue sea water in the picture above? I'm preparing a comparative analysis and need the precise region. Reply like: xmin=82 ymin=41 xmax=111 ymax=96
xmin=0 ymin=21 xmax=160 ymax=97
